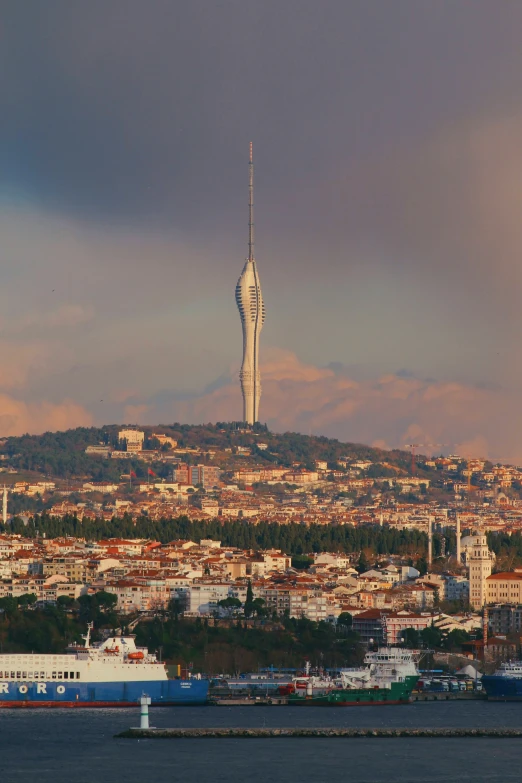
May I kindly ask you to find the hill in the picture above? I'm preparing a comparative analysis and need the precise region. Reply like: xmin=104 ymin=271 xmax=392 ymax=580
xmin=0 ymin=422 xmax=427 ymax=482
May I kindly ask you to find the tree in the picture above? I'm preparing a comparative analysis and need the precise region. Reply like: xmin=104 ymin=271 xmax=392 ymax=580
xmin=217 ymin=597 xmax=242 ymax=617
xmin=0 ymin=597 xmax=18 ymax=613
xmin=250 ymin=598 xmax=266 ymax=618
xmin=420 ymin=625 xmax=443 ymax=649
xmin=94 ymin=591 xmax=118 ymax=610
xmin=291 ymin=555 xmax=313 ymax=570
xmin=443 ymin=629 xmax=470 ymax=652
xmin=337 ymin=612 xmax=353 ymax=628
xmin=78 ymin=591 xmax=117 ymax=623
xmin=168 ymin=596 xmax=185 ymax=620
xmin=402 ymin=627 xmax=420 ymax=648
xmin=356 ymin=551 xmax=369 ymax=573
xmin=244 ymin=580 xmax=254 ymax=618
xmin=17 ymin=593 xmax=38 ymax=607
xmin=415 ymin=556 xmax=428 ymax=576
xmin=57 ymin=595 xmax=76 ymax=610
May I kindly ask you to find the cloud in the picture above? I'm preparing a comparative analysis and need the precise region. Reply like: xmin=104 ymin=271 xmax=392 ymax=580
xmin=123 ymin=404 xmax=151 ymax=423
xmin=0 ymin=340 xmax=51 ymax=390
xmin=0 ymin=395 xmax=92 ymax=437
xmin=17 ymin=305 xmax=95 ymax=331
xmin=128 ymin=349 xmax=522 ymax=463
xmin=341 ymin=111 xmax=522 ymax=295
xmin=0 ymin=329 xmax=93 ymax=436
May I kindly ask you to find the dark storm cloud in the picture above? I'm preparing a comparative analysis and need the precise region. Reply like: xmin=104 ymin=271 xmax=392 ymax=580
xmin=3 ymin=0 xmax=522 ymax=234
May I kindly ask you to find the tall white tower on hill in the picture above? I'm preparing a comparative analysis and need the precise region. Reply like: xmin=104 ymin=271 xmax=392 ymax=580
xmin=235 ymin=142 xmax=265 ymax=425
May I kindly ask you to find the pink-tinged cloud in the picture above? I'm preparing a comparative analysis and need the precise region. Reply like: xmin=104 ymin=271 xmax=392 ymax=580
xmin=0 ymin=395 xmax=92 ymax=437
xmin=148 ymin=349 xmax=522 ymax=463
xmin=0 ymin=340 xmax=50 ymax=390
xmin=17 ymin=304 xmax=95 ymax=331
xmin=123 ymin=404 xmax=152 ymax=422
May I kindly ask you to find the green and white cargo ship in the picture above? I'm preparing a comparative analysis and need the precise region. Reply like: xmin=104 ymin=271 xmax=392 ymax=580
xmin=279 ymin=648 xmax=420 ymax=706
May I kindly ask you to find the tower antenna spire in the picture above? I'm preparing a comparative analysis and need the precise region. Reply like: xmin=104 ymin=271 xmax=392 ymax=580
xmin=248 ymin=141 xmax=254 ymax=261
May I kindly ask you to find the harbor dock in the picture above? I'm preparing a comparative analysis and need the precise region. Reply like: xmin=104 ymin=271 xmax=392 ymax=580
xmin=210 ymin=691 xmax=486 ymax=705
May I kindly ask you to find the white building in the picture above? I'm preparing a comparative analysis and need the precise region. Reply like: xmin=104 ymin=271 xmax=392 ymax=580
xmin=445 ymin=575 xmax=470 ymax=602
xmin=185 ymin=583 xmax=232 ymax=615
xmin=314 ymin=553 xmax=354 ymax=571
xmin=119 ymin=429 xmax=145 ymax=450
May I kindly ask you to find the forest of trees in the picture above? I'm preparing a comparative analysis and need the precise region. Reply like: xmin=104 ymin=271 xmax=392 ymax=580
xmin=15 ymin=505 xmax=522 ymax=568
xmin=486 ymin=531 xmax=522 ymax=570
xmin=134 ymin=615 xmax=364 ymax=672
xmin=0 ymin=592 xmax=119 ymax=654
xmin=3 ymin=513 xmax=438 ymax=558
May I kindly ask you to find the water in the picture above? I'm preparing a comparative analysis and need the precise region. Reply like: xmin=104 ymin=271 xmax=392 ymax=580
xmin=1 ymin=702 xmax=522 ymax=782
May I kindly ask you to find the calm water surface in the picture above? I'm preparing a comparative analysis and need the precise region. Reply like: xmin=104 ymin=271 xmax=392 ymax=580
xmin=1 ymin=702 xmax=522 ymax=783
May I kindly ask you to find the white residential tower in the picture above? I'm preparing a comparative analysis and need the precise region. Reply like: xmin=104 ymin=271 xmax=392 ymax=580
xmin=235 ymin=142 xmax=265 ymax=425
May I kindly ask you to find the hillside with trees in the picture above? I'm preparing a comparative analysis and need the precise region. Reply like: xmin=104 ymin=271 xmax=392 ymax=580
xmin=0 ymin=593 xmax=363 ymax=670
xmin=0 ymin=422 xmax=432 ymax=482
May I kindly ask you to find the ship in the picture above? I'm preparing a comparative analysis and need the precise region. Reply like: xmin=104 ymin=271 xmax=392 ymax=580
xmin=0 ymin=624 xmax=208 ymax=708
xmin=279 ymin=647 xmax=420 ymax=706
xmin=482 ymin=661 xmax=522 ymax=700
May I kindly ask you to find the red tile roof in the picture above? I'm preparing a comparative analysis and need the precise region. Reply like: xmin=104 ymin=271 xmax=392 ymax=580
xmin=487 ymin=572 xmax=522 ymax=581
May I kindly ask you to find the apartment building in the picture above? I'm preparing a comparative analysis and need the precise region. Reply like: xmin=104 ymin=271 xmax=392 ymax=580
xmin=488 ymin=604 xmax=522 ymax=636
xmin=42 ymin=556 xmax=90 ymax=583
xmin=352 ymin=609 xmax=435 ymax=646
xmin=486 ymin=572 xmax=522 ymax=604
xmin=183 ymin=582 xmax=233 ymax=615
xmin=105 ymin=579 xmax=170 ymax=612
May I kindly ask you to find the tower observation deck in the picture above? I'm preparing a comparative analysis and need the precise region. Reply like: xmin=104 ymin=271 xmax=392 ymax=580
xmin=235 ymin=142 xmax=265 ymax=425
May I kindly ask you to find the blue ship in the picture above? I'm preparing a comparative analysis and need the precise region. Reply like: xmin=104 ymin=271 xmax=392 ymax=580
xmin=0 ymin=624 xmax=208 ymax=708
xmin=483 ymin=661 xmax=522 ymax=700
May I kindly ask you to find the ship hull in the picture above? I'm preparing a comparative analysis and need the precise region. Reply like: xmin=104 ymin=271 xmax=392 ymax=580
xmin=0 ymin=679 xmax=208 ymax=707
xmin=482 ymin=675 xmax=522 ymax=701
xmin=287 ymin=677 xmax=417 ymax=707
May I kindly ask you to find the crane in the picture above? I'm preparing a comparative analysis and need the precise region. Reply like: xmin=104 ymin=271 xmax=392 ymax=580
xmin=404 ymin=443 xmax=448 ymax=475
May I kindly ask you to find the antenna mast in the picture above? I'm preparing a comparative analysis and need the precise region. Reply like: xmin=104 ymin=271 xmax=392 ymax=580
xmin=248 ymin=141 xmax=254 ymax=261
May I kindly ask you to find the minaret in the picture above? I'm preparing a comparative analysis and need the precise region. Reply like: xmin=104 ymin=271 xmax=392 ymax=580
xmin=235 ymin=142 xmax=265 ymax=425
xmin=2 ymin=486 xmax=7 ymax=526
xmin=427 ymin=517 xmax=433 ymax=568
xmin=456 ymin=513 xmax=461 ymax=564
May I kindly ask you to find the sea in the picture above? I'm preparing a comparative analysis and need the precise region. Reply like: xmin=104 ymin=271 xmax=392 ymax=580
xmin=1 ymin=701 xmax=522 ymax=783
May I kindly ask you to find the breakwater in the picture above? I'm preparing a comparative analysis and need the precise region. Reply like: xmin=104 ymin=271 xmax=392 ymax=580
xmin=116 ymin=727 xmax=522 ymax=739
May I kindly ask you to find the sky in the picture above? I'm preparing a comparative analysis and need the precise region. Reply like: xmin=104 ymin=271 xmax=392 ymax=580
xmin=2 ymin=1 xmax=522 ymax=460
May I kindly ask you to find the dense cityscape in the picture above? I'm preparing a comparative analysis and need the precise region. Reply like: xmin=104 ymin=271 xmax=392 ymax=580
xmin=5 ymin=3 xmax=522 ymax=780
xmin=0 ymin=422 xmax=522 ymax=674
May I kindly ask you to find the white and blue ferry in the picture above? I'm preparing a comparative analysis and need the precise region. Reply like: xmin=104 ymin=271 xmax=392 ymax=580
xmin=0 ymin=624 xmax=208 ymax=707
xmin=482 ymin=661 xmax=522 ymax=700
